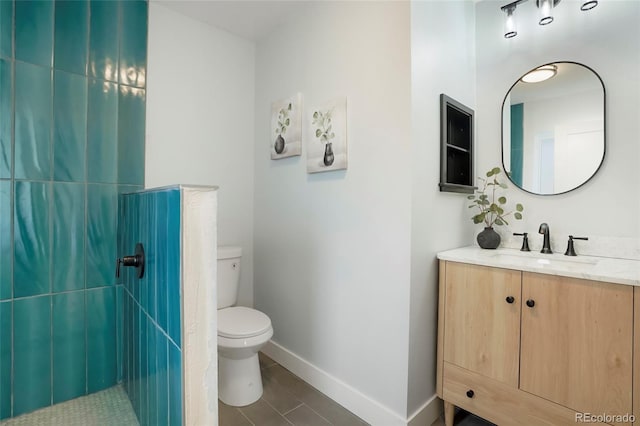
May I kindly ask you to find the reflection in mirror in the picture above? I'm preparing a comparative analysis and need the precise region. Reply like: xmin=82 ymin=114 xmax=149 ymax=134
xmin=502 ymin=62 xmax=605 ymax=195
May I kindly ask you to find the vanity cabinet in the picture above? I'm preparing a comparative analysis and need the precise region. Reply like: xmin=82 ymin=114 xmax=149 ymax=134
xmin=437 ymin=261 xmax=634 ymax=426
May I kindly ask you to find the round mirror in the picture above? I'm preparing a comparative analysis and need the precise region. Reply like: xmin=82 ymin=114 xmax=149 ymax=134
xmin=501 ymin=62 xmax=605 ymax=195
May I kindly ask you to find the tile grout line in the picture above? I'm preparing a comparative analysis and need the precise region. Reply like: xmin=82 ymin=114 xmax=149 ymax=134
xmin=235 ymin=407 xmax=255 ymax=426
xmin=259 ymin=394 xmax=295 ymax=426
xmin=280 ymin=402 xmax=304 ymax=416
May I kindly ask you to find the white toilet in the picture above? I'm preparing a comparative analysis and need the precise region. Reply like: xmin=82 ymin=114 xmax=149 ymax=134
xmin=217 ymin=246 xmax=273 ymax=407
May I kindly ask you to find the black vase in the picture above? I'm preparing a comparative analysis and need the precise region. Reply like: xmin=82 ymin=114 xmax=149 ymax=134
xmin=274 ymin=135 xmax=285 ymax=154
xmin=477 ymin=227 xmax=501 ymax=249
xmin=323 ymin=142 xmax=334 ymax=166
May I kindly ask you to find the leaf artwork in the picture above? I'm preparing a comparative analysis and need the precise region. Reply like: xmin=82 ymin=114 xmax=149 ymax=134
xmin=312 ymin=108 xmax=335 ymax=144
xmin=275 ymin=102 xmax=293 ymax=136
xmin=468 ymin=167 xmax=524 ymax=228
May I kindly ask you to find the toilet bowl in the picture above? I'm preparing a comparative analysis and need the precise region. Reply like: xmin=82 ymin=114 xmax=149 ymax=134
xmin=217 ymin=247 xmax=274 ymax=407
xmin=218 ymin=306 xmax=273 ymax=406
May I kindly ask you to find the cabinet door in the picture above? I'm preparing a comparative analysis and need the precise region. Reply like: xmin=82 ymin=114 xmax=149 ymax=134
xmin=520 ymin=272 xmax=633 ymax=417
xmin=443 ymin=262 xmax=521 ymax=386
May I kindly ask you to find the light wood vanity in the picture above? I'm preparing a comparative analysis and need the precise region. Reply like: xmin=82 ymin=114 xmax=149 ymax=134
xmin=436 ymin=247 xmax=640 ymax=426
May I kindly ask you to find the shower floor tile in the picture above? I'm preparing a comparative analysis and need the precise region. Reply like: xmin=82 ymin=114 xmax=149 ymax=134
xmin=0 ymin=385 xmax=138 ymax=426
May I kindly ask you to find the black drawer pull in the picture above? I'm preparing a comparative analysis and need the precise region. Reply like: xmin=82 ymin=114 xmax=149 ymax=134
xmin=466 ymin=390 xmax=475 ymax=398
xmin=505 ymin=296 xmax=515 ymax=304
xmin=526 ymin=299 xmax=535 ymax=308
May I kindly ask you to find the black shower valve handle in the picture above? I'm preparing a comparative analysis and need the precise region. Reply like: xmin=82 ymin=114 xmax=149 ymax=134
xmin=115 ymin=243 xmax=145 ymax=279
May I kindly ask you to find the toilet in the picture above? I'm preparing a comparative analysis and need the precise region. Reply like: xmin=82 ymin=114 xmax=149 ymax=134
xmin=217 ymin=246 xmax=273 ymax=407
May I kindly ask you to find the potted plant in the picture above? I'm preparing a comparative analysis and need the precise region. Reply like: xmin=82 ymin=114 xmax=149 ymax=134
xmin=468 ymin=167 xmax=524 ymax=249
xmin=312 ymin=108 xmax=335 ymax=166
xmin=274 ymin=103 xmax=292 ymax=154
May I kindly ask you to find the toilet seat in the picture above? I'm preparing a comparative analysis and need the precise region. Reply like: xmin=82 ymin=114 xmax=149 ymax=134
xmin=218 ymin=306 xmax=272 ymax=338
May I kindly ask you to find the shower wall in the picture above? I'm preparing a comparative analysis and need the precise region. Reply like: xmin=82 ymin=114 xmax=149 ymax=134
xmin=0 ymin=0 xmax=147 ymax=419
xmin=119 ymin=186 xmax=218 ymax=426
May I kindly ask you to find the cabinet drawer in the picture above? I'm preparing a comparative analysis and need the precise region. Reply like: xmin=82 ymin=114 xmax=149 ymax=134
xmin=442 ymin=363 xmax=608 ymax=426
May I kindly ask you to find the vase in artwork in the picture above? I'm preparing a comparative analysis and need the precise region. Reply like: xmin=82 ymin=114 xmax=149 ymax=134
xmin=477 ymin=227 xmax=500 ymax=249
xmin=274 ymin=135 xmax=285 ymax=154
xmin=323 ymin=142 xmax=334 ymax=166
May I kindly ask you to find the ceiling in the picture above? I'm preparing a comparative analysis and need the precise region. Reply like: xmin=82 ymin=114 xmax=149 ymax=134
xmin=154 ymin=0 xmax=309 ymax=41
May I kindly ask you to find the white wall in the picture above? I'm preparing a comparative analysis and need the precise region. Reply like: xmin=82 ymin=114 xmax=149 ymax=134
xmin=253 ymin=1 xmax=413 ymax=418
xmin=476 ymin=0 xmax=640 ymax=251
xmin=408 ymin=0 xmax=477 ymax=417
xmin=145 ymin=3 xmax=256 ymax=306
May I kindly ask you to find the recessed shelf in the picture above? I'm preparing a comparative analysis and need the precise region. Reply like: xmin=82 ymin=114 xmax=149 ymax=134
xmin=440 ymin=94 xmax=475 ymax=194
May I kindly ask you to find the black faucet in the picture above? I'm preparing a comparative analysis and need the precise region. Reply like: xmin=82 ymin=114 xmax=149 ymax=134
xmin=565 ymin=235 xmax=589 ymax=256
xmin=538 ymin=223 xmax=552 ymax=254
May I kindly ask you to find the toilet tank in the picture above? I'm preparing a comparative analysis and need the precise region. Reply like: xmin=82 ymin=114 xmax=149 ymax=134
xmin=217 ymin=246 xmax=242 ymax=309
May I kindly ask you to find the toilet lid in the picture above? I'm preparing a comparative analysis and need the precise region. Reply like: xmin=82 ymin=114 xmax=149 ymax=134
xmin=218 ymin=306 xmax=272 ymax=338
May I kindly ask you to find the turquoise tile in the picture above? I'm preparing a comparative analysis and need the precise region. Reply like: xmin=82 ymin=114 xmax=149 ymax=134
xmin=0 ymin=1 xmax=12 ymax=60
xmin=89 ymin=0 xmax=119 ymax=82
xmin=117 ymin=285 xmax=123 ymax=381
xmin=119 ymin=0 xmax=147 ymax=88
xmin=52 ymin=291 xmax=86 ymax=403
xmin=13 ymin=295 xmax=51 ymax=417
xmin=147 ymin=198 xmax=157 ymax=322
xmin=132 ymin=301 xmax=139 ymax=417
xmin=117 ymin=86 xmax=145 ymax=185
xmin=0 ymin=181 xmax=10 ymax=300
xmin=0 ymin=301 xmax=10 ymax=420
xmin=15 ymin=62 xmax=52 ymax=180
xmin=0 ymin=60 xmax=11 ymax=178
xmin=87 ymin=79 xmax=117 ymax=183
xmin=14 ymin=181 xmax=50 ymax=298
xmin=53 ymin=71 xmax=87 ymax=182
xmin=156 ymin=330 xmax=169 ymax=426
xmin=52 ymin=183 xmax=85 ymax=292
xmin=168 ymin=341 xmax=182 ymax=426
xmin=167 ymin=190 xmax=180 ymax=346
xmin=87 ymin=286 xmax=117 ymax=393
xmin=86 ymin=184 xmax=117 ymax=288
xmin=156 ymin=191 xmax=167 ymax=333
xmin=138 ymin=193 xmax=148 ymax=312
xmin=140 ymin=313 xmax=148 ymax=426
xmin=116 ymin=193 xmax=126 ymax=287
xmin=54 ymin=1 xmax=88 ymax=75
xmin=16 ymin=1 xmax=53 ymax=67
xmin=148 ymin=318 xmax=158 ymax=426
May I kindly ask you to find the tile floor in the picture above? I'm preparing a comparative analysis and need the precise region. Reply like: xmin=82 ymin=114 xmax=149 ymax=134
xmin=219 ymin=352 xmax=369 ymax=426
xmin=0 ymin=385 xmax=138 ymax=426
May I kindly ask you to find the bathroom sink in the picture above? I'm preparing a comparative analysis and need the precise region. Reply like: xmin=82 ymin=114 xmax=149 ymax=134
xmin=490 ymin=251 xmax=599 ymax=266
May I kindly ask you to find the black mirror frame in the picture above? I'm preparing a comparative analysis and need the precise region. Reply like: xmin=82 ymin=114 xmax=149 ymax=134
xmin=500 ymin=61 xmax=606 ymax=196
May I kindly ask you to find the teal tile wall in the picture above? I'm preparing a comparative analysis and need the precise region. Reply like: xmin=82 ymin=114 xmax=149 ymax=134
xmin=120 ymin=188 xmax=182 ymax=426
xmin=0 ymin=60 xmax=10 ymax=178
xmin=1 ymin=0 xmax=147 ymax=420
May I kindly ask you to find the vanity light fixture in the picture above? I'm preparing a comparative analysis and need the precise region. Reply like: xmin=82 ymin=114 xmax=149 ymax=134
xmin=504 ymin=4 xmax=518 ymax=38
xmin=581 ymin=0 xmax=598 ymax=11
xmin=537 ymin=0 xmax=557 ymax=25
xmin=501 ymin=0 xmax=596 ymax=38
xmin=520 ymin=64 xmax=557 ymax=83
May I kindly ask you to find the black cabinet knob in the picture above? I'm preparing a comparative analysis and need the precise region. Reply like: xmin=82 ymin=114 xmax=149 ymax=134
xmin=526 ymin=299 xmax=535 ymax=308
xmin=505 ymin=296 xmax=515 ymax=304
xmin=466 ymin=390 xmax=474 ymax=398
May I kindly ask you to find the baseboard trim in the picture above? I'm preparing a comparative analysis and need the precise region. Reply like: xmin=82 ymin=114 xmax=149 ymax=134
xmin=408 ymin=394 xmax=442 ymax=426
xmin=263 ymin=340 xmax=441 ymax=426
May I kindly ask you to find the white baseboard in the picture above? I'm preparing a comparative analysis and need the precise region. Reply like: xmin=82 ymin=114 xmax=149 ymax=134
xmin=262 ymin=340 xmax=442 ymax=426
xmin=408 ymin=395 xmax=442 ymax=426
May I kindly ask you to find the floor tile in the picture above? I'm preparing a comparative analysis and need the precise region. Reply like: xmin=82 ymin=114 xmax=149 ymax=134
xmin=218 ymin=401 xmax=253 ymax=426
xmin=238 ymin=399 xmax=291 ymax=426
xmin=285 ymin=404 xmax=331 ymax=426
xmin=259 ymin=352 xmax=277 ymax=369
xmin=261 ymin=370 xmax=302 ymax=415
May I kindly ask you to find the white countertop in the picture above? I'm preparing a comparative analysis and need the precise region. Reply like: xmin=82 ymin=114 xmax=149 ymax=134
xmin=437 ymin=246 xmax=640 ymax=286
